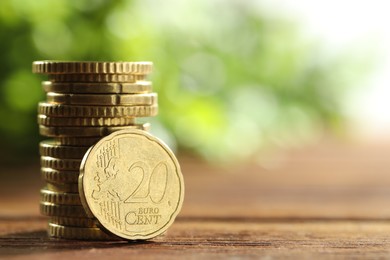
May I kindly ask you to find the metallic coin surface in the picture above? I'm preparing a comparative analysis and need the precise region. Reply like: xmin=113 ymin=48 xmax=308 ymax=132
xmin=50 ymin=217 xmax=98 ymax=228
xmin=40 ymin=140 xmax=90 ymax=158
xmin=48 ymin=223 xmax=118 ymax=240
xmin=42 ymin=81 xmax=152 ymax=94
xmin=55 ymin=137 xmax=101 ymax=146
xmin=41 ymin=189 xmax=81 ymax=205
xmin=38 ymin=115 xmax=136 ymax=127
xmin=39 ymin=123 xmax=150 ymax=137
xmin=46 ymin=92 xmax=157 ymax=106
xmin=46 ymin=182 xmax=79 ymax=193
xmin=79 ymin=129 xmax=184 ymax=240
xmin=33 ymin=61 xmax=152 ymax=75
xmin=40 ymin=156 xmax=82 ymax=171
xmin=38 ymin=102 xmax=158 ymax=118
xmin=40 ymin=202 xmax=88 ymax=217
xmin=41 ymin=167 xmax=79 ymax=184
xmin=48 ymin=74 xmax=146 ymax=83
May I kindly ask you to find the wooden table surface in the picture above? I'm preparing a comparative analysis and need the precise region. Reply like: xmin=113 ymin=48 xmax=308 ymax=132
xmin=1 ymin=139 xmax=390 ymax=259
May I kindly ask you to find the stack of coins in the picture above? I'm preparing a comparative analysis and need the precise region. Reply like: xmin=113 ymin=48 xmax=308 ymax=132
xmin=33 ymin=61 xmax=157 ymax=240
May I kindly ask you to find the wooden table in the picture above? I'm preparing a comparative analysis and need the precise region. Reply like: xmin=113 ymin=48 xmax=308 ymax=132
xmin=1 ymin=139 xmax=390 ymax=259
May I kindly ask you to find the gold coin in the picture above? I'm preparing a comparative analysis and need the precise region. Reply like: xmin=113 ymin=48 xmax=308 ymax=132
xmin=41 ymin=156 xmax=81 ymax=171
xmin=79 ymin=129 xmax=184 ymax=240
xmin=55 ymin=137 xmax=101 ymax=146
xmin=48 ymin=74 xmax=146 ymax=83
xmin=46 ymin=92 xmax=157 ymax=106
xmin=39 ymin=123 xmax=150 ymax=137
xmin=33 ymin=61 xmax=152 ymax=75
xmin=40 ymin=202 xmax=88 ymax=217
xmin=38 ymin=102 xmax=158 ymax=118
xmin=41 ymin=167 xmax=79 ymax=184
xmin=48 ymin=223 xmax=118 ymax=240
xmin=40 ymin=189 xmax=81 ymax=205
xmin=50 ymin=217 xmax=98 ymax=228
xmin=40 ymin=140 xmax=90 ymax=158
xmin=42 ymin=81 xmax=153 ymax=94
xmin=38 ymin=115 xmax=136 ymax=127
xmin=46 ymin=182 xmax=79 ymax=193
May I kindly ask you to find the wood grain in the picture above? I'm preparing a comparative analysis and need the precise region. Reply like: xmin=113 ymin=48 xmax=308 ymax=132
xmin=1 ymin=139 xmax=390 ymax=259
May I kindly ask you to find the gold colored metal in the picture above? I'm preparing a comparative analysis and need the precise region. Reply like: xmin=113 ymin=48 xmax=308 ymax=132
xmin=55 ymin=137 xmax=101 ymax=146
xmin=40 ymin=202 xmax=88 ymax=217
xmin=40 ymin=140 xmax=90 ymax=158
xmin=40 ymin=189 xmax=81 ymax=205
xmin=40 ymin=156 xmax=81 ymax=171
xmin=48 ymin=74 xmax=146 ymax=83
xmin=42 ymin=81 xmax=153 ymax=94
xmin=50 ymin=217 xmax=98 ymax=228
xmin=46 ymin=92 xmax=157 ymax=106
xmin=38 ymin=115 xmax=136 ymax=127
xmin=46 ymin=182 xmax=79 ymax=193
xmin=38 ymin=102 xmax=158 ymax=118
xmin=48 ymin=223 xmax=118 ymax=240
xmin=79 ymin=129 xmax=184 ymax=240
xmin=33 ymin=61 xmax=152 ymax=75
xmin=39 ymin=123 xmax=150 ymax=137
xmin=41 ymin=167 xmax=79 ymax=184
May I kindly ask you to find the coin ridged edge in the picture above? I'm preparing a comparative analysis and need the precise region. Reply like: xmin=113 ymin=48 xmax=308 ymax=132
xmin=48 ymin=223 xmax=119 ymax=240
xmin=40 ymin=202 xmax=88 ymax=217
xmin=39 ymin=140 xmax=89 ymax=158
xmin=41 ymin=189 xmax=81 ymax=205
xmin=38 ymin=102 xmax=158 ymax=118
xmin=48 ymin=74 xmax=146 ymax=83
xmin=40 ymin=156 xmax=81 ymax=171
xmin=49 ymin=217 xmax=98 ymax=228
xmin=38 ymin=115 xmax=136 ymax=127
xmin=33 ymin=61 xmax=152 ymax=75
xmin=41 ymin=167 xmax=79 ymax=184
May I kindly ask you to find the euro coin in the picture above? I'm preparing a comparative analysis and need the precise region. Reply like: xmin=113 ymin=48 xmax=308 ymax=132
xmin=41 ymin=167 xmax=79 ymax=184
xmin=49 ymin=217 xmax=98 ymax=228
xmin=46 ymin=92 xmax=157 ymax=106
xmin=40 ymin=140 xmax=90 ymax=158
xmin=40 ymin=202 xmax=88 ymax=217
xmin=39 ymin=123 xmax=150 ymax=137
xmin=79 ymin=129 xmax=184 ymax=240
xmin=40 ymin=189 xmax=81 ymax=205
xmin=38 ymin=102 xmax=158 ymax=118
xmin=48 ymin=74 xmax=146 ymax=83
xmin=55 ymin=137 xmax=101 ymax=146
xmin=48 ymin=223 xmax=119 ymax=240
xmin=33 ymin=61 xmax=152 ymax=75
xmin=38 ymin=115 xmax=136 ymax=127
xmin=40 ymin=156 xmax=82 ymax=171
xmin=46 ymin=182 xmax=79 ymax=193
xmin=42 ymin=81 xmax=152 ymax=94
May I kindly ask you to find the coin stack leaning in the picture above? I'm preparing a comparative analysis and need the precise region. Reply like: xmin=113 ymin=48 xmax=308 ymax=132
xmin=33 ymin=61 xmax=157 ymax=240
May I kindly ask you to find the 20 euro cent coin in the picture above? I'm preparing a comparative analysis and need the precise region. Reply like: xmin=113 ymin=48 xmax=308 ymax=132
xmin=79 ymin=129 xmax=184 ymax=240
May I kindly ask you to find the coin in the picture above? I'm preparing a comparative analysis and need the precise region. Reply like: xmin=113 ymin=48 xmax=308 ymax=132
xmin=48 ymin=223 xmax=118 ymax=240
xmin=41 ymin=167 xmax=79 ymax=184
xmin=50 ymin=217 xmax=98 ymax=228
xmin=38 ymin=102 xmax=158 ymax=118
xmin=79 ymin=129 xmax=184 ymax=240
xmin=38 ymin=115 xmax=136 ymax=127
xmin=48 ymin=74 xmax=146 ymax=83
xmin=40 ymin=140 xmax=90 ymax=158
xmin=40 ymin=189 xmax=81 ymax=205
xmin=40 ymin=156 xmax=82 ymax=171
xmin=46 ymin=182 xmax=79 ymax=193
xmin=46 ymin=92 xmax=157 ymax=106
xmin=55 ymin=137 xmax=101 ymax=146
xmin=40 ymin=202 xmax=88 ymax=217
xmin=33 ymin=61 xmax=152 ymax=75
xmin=42 ymin=81 xmax=153 ymax=94
xmin=39 ymin=123 xmax=150 ymax=137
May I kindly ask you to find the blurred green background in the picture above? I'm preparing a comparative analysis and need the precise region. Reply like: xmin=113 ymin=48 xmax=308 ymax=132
xmin=0 ymin=0 xmax=373 ymax=165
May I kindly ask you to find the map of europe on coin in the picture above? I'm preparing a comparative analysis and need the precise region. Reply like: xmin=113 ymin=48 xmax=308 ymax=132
xmin=79 ymin=129 xmax=184 ymax=240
